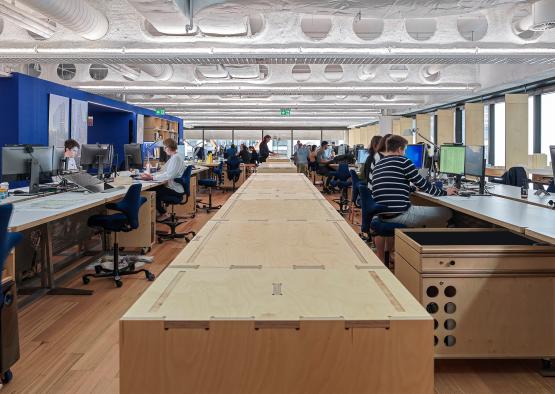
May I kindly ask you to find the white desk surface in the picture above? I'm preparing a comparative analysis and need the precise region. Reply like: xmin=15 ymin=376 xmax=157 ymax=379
xmin=486 ymin=184 xmax=553 ymax=208
xmin=415 ymin=192 xmax=551 ymax=233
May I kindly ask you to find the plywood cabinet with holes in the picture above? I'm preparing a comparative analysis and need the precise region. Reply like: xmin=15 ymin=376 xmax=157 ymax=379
xmin=143 ymin=116 xmax=178 ymax=142
xmin=221 ymin=164 xmax=246 ymax=189
xmin=394 ymin=228 xmax=555 ymax=358
xmin=120 ymin=266 xmax=433 ymax=394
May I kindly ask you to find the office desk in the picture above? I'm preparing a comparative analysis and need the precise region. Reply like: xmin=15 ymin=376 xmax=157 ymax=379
xmin=485 ymin=167 xmax=505 ymax=177
xmin=121 ymin=173 xmax=433 ymax=393
xmin=487 ymin=183 xmax=553 ymax=208
xmin=525 ymin=224 xmax=555 ymax=245
xmin=266 ymin=156 xmax=291 ymax=163
xmin=414 ymin=192 xmax=549 ymax=233
xmin=530 ymin=168 xmax=553 ymax=184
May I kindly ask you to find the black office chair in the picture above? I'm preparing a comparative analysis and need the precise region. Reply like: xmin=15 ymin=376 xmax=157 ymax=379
xmin=198 ymin=161 xmax=224 ymax=212
xmin=226 ymin=156 xmax=242 ymax=192
xmin=157 ymin=165 xmax=196 ymax=243
xmin=330 ymin=163 xmax=352 ymax=213
xmin=84 ymin=183 xmax=155 ymax=288
xmin=490 ymin=166 xmax=528 ymax=187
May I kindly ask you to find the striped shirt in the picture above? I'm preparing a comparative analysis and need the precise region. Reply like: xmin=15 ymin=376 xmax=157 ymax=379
xmin=371 ymin=155 xmax=446 ymax=214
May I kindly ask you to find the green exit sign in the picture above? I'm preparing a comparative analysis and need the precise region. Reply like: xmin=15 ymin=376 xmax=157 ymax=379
xmin=280 ymin=108 xmax=291 ymax=116
xmin=155 ymin=108 xmax=165 ymax=115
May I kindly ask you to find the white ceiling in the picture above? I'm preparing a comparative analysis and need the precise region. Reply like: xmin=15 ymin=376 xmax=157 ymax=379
xmin=0 ymin=0 xmax=554 ymax=128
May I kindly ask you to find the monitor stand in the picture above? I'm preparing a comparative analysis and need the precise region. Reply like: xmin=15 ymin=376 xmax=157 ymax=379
xmin=96 ymin=154 xmax=105 ymax=181
xmin=454 ymin=175 xmax=462 ymax=189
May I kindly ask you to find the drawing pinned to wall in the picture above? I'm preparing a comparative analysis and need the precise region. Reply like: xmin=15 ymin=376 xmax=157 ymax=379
xmin=48 ymin=94 xmax=69 ymax=147
xmin=71 ymin=99 xmax=88 ymax=146
xmin=137 ymin=114 xmax=144 ymax=143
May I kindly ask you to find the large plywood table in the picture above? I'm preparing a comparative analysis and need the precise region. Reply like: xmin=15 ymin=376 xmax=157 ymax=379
xmin=487 ymin=183 xmax=552 ymax=208
xmin=266 ymin=155 xmax=291 ymax=163
xmin=120 ymin=173 xmax=433 ymax=393
xmin=257 ymin=162 xmax=297 ymax=173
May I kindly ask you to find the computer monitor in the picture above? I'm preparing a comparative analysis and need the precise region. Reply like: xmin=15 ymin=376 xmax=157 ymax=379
xmin=80 ymin=144 xmax=113 ymax=179
xmin=123 ymin=143 xmax=143 ymax=170
xmin=439 ymin=145 xmax=465 ymax=175
xmin=357 ymin=149 xmax=370 ymax=164
xmin=2 ymin=145 xmax=54 ymax=193
xmin=464 ymin=145 xmax=485 ymax=177
xmin=550 ymin=146 xmax=555 ymax=179
xmin=405 ymin=144 xmax=426 ymax=169
xmin=52 ymin=147 xmax=66 ymax=174
xmin=337 ymin=145 xmax=346 ymax=156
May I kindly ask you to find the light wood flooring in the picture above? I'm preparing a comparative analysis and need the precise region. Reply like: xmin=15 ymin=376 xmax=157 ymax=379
xmin=2 ymin=185 xmax=555 ymax=393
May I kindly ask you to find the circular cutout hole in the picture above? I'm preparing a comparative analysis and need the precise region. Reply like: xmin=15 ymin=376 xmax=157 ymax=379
xmin=434 ymin=336 xmax=438 ymax=346
xmin=444 ymin=335 xmax=456 ymax=347
xmin=57 ymin=64 xmax=76 ymax=81
xmin=357 ymin=65 xmax=377 ymax=81
xmin=444 ymin=302 xmax=457 ymax=314
xmin=426 ymin=302 xmax=438 ymax=314
xmin=511 ymin=9 xmax=544 ymax=41
xmin=89 ymin=64 xmax=108 ymax=81
xmin=301 ymin=15 xmax=332 ymax=41
xmin=25 ymin=63 xmax=42 ymax=78
xmin=405 ymin=18 xmax=437 ymax=41
xmin=292 ymin=64 xmax=311 ymax=82
xmin=426 ymin=286 xmax=439 ymax=298
xmin=324 ymin=64 xmax=343 ymax=81
xmin=457 ymin=15 xmax=488 ymax=41
xmin=353 ymin=18 xmax=384 ymax=41
xmin=388 ymin=65 xmax=409 ymax=82
xmin=444 ymin=319 xmax=456 ymax=330
xmin=434 ymin=319 xmax=438 ymax=330
xmin=444 ymin=286 xmax=457 ymax=297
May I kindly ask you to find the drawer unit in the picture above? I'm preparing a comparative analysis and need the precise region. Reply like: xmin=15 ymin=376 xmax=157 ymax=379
xmin=395 ymin=228 xmax=555 ymax=358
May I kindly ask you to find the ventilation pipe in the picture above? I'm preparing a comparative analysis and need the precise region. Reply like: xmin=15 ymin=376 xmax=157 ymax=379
xmin=514 ymin=0 xmax=555 ymax=32
xmin=420 ymin=65 xmax=446 ymax=82
xmin=0 ymin=2 xmax=56 ymax=39
xmin=127 ymin=0 xmax=191 ymax=35
xmin=137 ymin=64 xmax=174 ymax=81
xmin=18 ymin=0 xmax=108 ymax=40
xmin=105 ymin=64 xmax=140 ymax=81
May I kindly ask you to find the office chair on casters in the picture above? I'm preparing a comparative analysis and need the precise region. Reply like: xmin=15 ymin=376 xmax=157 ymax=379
xmin=83 ymin=183 xmax=155 ymax=288
xmin=0 ymin=204 xmax=22 ymax=385
xmin=348 ymin=169 xmax=361 ymax=224
xmin=358 ymin=184 xmax=405 ymax=268
xmin=197 ymin=161 xmax=224 ymax=212
xmin=226 ymin=156 xmax=242 ymax=192
xmin=157 ymin=165 xmax=196 ymax=244
xmin=330 ymin=163 xmax=352 ymax=214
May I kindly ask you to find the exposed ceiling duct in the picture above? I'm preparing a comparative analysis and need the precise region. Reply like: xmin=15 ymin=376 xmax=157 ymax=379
xmin=105 ymin=64 xmax=140 ymax=81
xmin=514 ymin=0 xmax=555 ymax=32
xmin=17 ymin=0 xmax=108 ymax=40
xmin=136 ymin=64 xmax=173 ymax=81
xmin=127 ymin=0 xmax=191 ymax=35
xmin=0 ymin=1 xmax=56 ymax=39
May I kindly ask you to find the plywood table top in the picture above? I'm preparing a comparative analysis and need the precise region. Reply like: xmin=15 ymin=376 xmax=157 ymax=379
xmin=122 ymin=266 xmax=428 ymax=322
xmin=170 ymin=220 xmax=384 ymax=269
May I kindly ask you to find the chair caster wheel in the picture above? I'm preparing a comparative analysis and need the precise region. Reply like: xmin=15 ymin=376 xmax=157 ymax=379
xmin=146 ymin=271 xmax=155 ymax=281
xmin=82 ymin=276 xmax=90 ymax=285
xmin=94 ymin=265 xmax=102 ymax=274
xmin=2 ymin=369 xmax=13 ymax=384
xmin=115 ymin=280 xmax=123 ymax=288
xmin=141 ymin=247 xmax=151 ymax=255
xmin=157 ymin=237 xmax=163 ymax=244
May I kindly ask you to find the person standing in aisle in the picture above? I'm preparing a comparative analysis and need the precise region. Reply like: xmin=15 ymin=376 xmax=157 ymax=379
xmin=259 ymin=135 xmax=274 ymax=163
xmin=316 ymin=141 xmax=334 ymax=193
xmin=294 ymin=140 xmax=302 ymax=154
xmin=296 ymin=144 xmax=309 ymax=175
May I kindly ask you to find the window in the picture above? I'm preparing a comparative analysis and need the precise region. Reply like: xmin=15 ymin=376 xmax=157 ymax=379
xmin=267 ymin=130 xmax=292 ymax=157
xmin=293 ymin=130 xmax=321 ymax=149
xmin=204 ymin=130 xmax=232 ymax=156
xmin=484 ymin=105 xmax=490 ymax=163
xmin=183 ymin=129 xmax=203 ymax=157
xmin=234 ymin=130 xmax=262 ymax=150
xmin=89 ymin=64 xmax=108 ymax=81
xmin=323 ymin=130 xmax=346 ymax=146
xmin=494 ymin=102 xmax=505 ymax=167
xmin=541 ymin=92 xmax=555 ymax=157
xmin=430 ymin=115 xmax=435 ymax=144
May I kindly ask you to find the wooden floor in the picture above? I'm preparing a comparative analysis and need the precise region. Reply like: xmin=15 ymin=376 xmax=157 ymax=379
xmin=3 ymin=184 xmax=555 ymax=393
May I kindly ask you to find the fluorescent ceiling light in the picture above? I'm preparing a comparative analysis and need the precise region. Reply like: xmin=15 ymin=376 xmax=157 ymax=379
xmin=0 ymin=2 xmax=56 ymax=39
xmin=128 ymin=102 xmax=421 ymax=107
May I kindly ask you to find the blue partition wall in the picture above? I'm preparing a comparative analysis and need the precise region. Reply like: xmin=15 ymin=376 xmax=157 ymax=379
xmin=0 ymin=72 xmax=182 ymax=169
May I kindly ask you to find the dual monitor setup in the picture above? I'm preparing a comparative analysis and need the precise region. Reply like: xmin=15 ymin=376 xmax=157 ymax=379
xmin=1 ymin=143 xmax=146 ymax=194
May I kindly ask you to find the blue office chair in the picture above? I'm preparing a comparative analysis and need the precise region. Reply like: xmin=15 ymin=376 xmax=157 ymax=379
xmin=0 ymin=204 xmax=22 ymax=385
xmin=330 ymin=163 xmax=352 ymax=213
xmin=348 ymin=169 xmax=361 ymax=224
xmin=157 ymin=165 xmax=196 ymax=244
xmin=83 ymin=183 xmax=154 ymax=288
xmin=358 ymin=184 xmax=405 ymax=267
xmin=198 ymin=161 xmax=224 ymax=212
xmin=226 ymin=156 xmax=242 ymax=192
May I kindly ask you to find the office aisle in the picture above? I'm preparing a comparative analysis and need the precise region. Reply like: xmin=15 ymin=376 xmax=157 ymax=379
xmin=2 ymin=187 xmax=555 ymax=393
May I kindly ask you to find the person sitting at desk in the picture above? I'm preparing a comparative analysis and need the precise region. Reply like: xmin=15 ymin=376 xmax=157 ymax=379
xmin=316 ymin=141 xmax=335 ymax=193
xmin=238 ymin=144 xmax=251 ymax=163
xmin=140 ymin=138 xmax=186 ymax=217
xmin=249 ymin=146 xmax=259 ymax=165
xmin=64 ymin=139 xmax=80 ymax=171
xmin=372 ymin=135 xmax=456 ymax=228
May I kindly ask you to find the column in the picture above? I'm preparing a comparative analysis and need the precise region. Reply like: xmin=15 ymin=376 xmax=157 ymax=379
xmin=436 ymin=109 xmax=455 ymax=145
xmin=464 ymin=103 xmax=484 ymax=146
xmin=505 ymin=94 xmax=529 ymax=168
